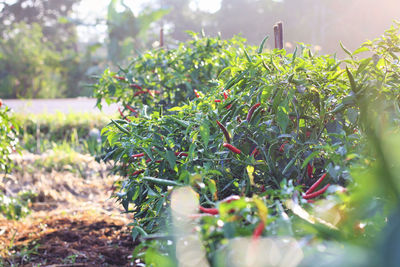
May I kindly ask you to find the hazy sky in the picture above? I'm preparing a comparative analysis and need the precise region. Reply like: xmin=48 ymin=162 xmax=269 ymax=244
xmin=75 ymin=0 xmax=222 ymax=42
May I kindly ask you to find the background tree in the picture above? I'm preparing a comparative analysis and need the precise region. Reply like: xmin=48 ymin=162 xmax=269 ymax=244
xmin=106 ymin=0 xmax=169 ymax=64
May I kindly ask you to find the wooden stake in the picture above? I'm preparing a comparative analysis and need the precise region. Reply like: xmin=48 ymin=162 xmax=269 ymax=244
xmin=277 ymin=21 xmax=283 ymax=49
xmin=273 ymin=24 xmax=279 ymax=49
xmin=160 ymin=27 xmax=164 ymax=48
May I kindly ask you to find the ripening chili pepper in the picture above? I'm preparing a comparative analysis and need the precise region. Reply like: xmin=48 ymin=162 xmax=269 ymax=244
xmin=260 ymin=185 xmax=266 ymax=192
xmin=126 ymin=105 xmax=137 ymax=114
xmin=216 ymin=120 xmax=231 ymax=143
xmin=194 ymin=89 xmax=200 ymax=98
xmin=303 ymin=184 xmax=330 ymax=199
xmin=279 ymin=141 xmax=288 ymax=153
xmin=0 ymin=99 xmax=2 ymax=107
xmin=223 ymin=143 xmax=242 ymax=154
xmin=237 ymin=116 xmax=242 ymax=123
xmin=146 ymin=158 xmax=162 ymax=163
xmin=307 ymin=163 xmax=314 ymax=178
xmin=131 ymin=170 xmax=144 ymax=176
xmin=113 ymin=75 xmax=126 ymax=81
xmin=223 ymin=91 xmax=228 ymax=100
xmin=252 ymin=221 xmax=265 ymax=240
xmin=214 ymin=99 xmax=221 ymax=103
xmin=130 ymin=84 xmax=142 ymax=90
xmin=246 ymin=103 xmax=261 ymax=122
xmin=305 ymin=173 xmax=327 ymax=195
xmin=250 ymin=147 xmax=259 ymax=157
xmin=174 ymin=152 xmax=188 ymax=157
xmin=220 ymin=195 xmax=240 ymax=203
xmin=131 ymin=153 xmax=145 ymax=158
xmin=199 ymin=206 xmax=219 ymax=215
xmin=134 ymin=91 xmax=148 ymax=97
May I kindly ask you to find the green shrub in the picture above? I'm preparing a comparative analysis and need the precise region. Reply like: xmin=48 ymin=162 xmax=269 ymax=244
xmin=94 ymin=33 xmax=248 ymax=114
xmin=0 ymin=101 xmax=19 ymax=173
xmin=95 ymin=23 xmax=400 ymax=265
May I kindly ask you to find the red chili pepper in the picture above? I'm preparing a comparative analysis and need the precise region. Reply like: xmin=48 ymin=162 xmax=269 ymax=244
xmin=199 ymin=206 xmax=219 ymax=215
xmin=194 ymin=89 xmax=200 ymax=98
xmin=250 ymin=147 xmax=259 ymax=157
xmin=130 ymin=84 xmax=142 ymax=90
xmin=118 ymin=107 xmax=124 ymax=117
xmin=214 ymin=99 xmax=221 ymax=103
xmin=307 ymin=163 xmax=314 ymax=178
xmin=113 ymin=75 xmax=126 ymax=81
xmin=216 ymin=120 xmax=231 ymax=143
xmin=118 ymin=107 xmax=131 ymax=122
xmin=132 ymin=153 xmax=145 ymax=158
xmin=131 ymin=170 xmax=144 ymax=176
xmin=303 ymin=184 xmax=330 ymax=199
xmin=126 ymin=105 xmax=137 ymax=114
xmin=146 ymin=158 xmax=162 ymax=163
xmin=306 ymin=131 xmax=311 ymax=138
xmin=154 ymin=90 xmax=161 ymax=94
xmin=223 ymin=143 xmax=242 ymax=154
xmin=223 ymin=91 xmax=228 ymax=100
xmin=246 ymin=103 xmax=261 ymax=122
xmin=305 ymin=173 xmax=327 ymax=195
xmin=225 ymin=104 xmax=232 ymax=110
xmin=174 ymin=152 xmax=188 ymax=157
xmin=220 ymin=195 xmax=240 ymax=203
xmin=134 ymin=91 xmax=148 ymax=97
xmin=146 ymin=89 xmax=154 ymax=97
xmin=260 ymin=185 xmax=266 ymax=192
xmin=252 ymin=221 xmax=265 ymax=240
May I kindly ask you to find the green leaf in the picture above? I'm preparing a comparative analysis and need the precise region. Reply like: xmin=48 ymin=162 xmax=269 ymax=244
xmin=346 ymin=108 xmax=358 ymax=124
xmin=340 ymin=41 xmax=352 ymax=57
xmin=200 ymin=122 xmax=210 ymax=148
xmin=257 ymin=35 xmax=269 ymax=54
xmin=142 ymin=177 xmax=183 ymax=186
xmin=277 ymin=106 xmax=289 ymax=133
xmin=165 ymin=150 xmax=177 ymax=169
xmin=145 ymin=248 xmax=176 ymax=267
xmin=301 ymin=151 xmax=320 ymax=169
xmin=346 ymin=67 xmax=357 ymax=92
xmin=352 ymin=46 xmax=369 ymax=55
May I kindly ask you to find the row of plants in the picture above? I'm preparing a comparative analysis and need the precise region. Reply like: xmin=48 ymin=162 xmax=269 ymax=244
xmin=14 ymin=112 xmax=112 ymax=155
xmin=95 ymin=23 xmax=400 ymax=265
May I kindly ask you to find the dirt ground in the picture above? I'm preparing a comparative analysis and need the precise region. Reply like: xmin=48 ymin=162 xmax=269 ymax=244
xmin=0 ymin=152 xmax=137 ymax=266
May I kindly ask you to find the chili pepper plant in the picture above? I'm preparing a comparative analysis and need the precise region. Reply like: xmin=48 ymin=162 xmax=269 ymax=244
xmin=94 ymin=23 xmax=400 ymax=265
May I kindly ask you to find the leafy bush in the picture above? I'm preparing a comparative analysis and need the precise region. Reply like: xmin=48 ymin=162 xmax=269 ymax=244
xmin=0 ymin=191 xmax=36 ymax=220
xmin=0 ymin=100 xmax=19 ymax=173
xmin=94 ymin=33 xmax=247 ymax=113
xmin=95 ymin=23 xmax=400 ymax=265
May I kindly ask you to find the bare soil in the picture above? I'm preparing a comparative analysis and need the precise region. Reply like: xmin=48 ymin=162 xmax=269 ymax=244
xmin=0 ymin=152 xmax=136 ymax=266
